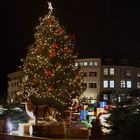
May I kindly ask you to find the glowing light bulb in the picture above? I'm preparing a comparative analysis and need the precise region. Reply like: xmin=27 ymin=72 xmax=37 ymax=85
xmin=29 ymin=125 xmax=33 ymax=137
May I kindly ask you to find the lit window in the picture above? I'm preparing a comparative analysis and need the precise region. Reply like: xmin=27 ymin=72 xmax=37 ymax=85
xmin=121 ymin=80 xmax=126 ymax=88
xmin=75 ymin=62 xmax=78 ymax=67
xmin=89 ymin=62 xmax=98 ymax=66
xmin=104 ymin=68 xmax=108 ymax=76
xmin=89 ymin=62 xmax=93 ymax=66
xmin=137 ymin=82 xmax=140 ymax=89
xmin=110 ymin=68 xmax=115 ymax=76
xmin=93 ymin=62 xmax=98 ymax=66
xmin=79 ymin=62 xmax=83 ymax=66
xmin=103 ymin=80 xmax=108 ymax=88
xmin=84 ymin=62 xmax=88 ymax=66
xmin=103 ymin=94 xmax=108 ymax=100
xmin=127 ymin=81 xmax=131 ymax=88
xmin=110 ymin=80 xmax=115 ymax=88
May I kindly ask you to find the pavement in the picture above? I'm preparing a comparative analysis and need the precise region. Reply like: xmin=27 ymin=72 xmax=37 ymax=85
xmin=0 ymin=133 xmax=111 ymax=140
xmin=0 ymin=132 xmax=111 ymax=140
xmin=0 ymin=132 xmax=89 ymax=140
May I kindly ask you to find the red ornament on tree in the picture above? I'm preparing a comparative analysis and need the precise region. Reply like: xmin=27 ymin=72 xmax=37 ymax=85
xmin=51 ymin=43 xmax=59 ymax=49
xmin=44 ymin=70 xmax=54 ymax=77
xmin=35 ymin=45 xmax=43 ymax=53
xmin=33 ymin=76 xmax=40 ymax=83
xmin=72 ymin=96 xmax=79 ymax=112
xmin=56 ymin=27 xmax=64 ymax=35
xmin=48 ymin=86 xmax=52 ymax=91
xmin=47 ymin=17 xmax=55 ymax=25
xmin=63 ymin=47 xmax=72 ymax=53
xmin=48 ymin=50 xmax=57 ymax=57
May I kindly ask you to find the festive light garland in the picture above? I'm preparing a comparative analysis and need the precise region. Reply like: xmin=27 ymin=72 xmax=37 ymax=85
xmin=17 ymin=6 xmax=85 ymax=108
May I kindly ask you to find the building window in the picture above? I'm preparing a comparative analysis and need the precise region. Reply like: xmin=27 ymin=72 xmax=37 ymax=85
xmin=75 ymin=62 xmax=78 ymax=67
xmin=89 ymin=72 xmax=97 ymax=77
xmin=89 ymin=62 xmax=93 ymax=66
xmin=120 ymin=80 xmax=132 ymax=88
xmin=104 ymin=68 xmax=108 ymax=76
xmin=93 ymin=83 xmax=97 ymax=88
xmin=110 ymin=80 xmax=115 ymax=88
xmin=103 ymin=80 xmax=114 ymax=88
xmin=104 ymin=68 xmax=115 ymax=76
xmin=127 ymin=81 xmax=131 ymax=88
xmin=110 ymin=94 xmax=117 ymax=102
xmin=121 ymin=80 xmax=126 ymax=88
xmin=80 ymin=72 xmax=87 ymax=77
xmin=103 ymin=94 xmax=108 ymax=100
xmin=110 ymin=68 xmax=115 ymax=76
xmin=79 ymin=62 xmax=83 ymax=66
xmin=93 ymin=62 xmax=98 ymax=66
xmin=89 ymin=83 xmax=93 ymax=88
xmin=103 ymin=80 xmax=108 ymax=88
xmin=89 ymin=61 xmax=98 ymax=66
xmin=89 ymin=83 xmax=97 ymax=88
xmin=83 ymin=83 xmax=87 ymax=88
xmin=84 ymin=62 xmax=88 ymax=66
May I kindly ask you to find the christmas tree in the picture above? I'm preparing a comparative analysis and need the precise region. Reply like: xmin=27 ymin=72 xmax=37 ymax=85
xmin=17 ymin=2 xmax=85 ymax=112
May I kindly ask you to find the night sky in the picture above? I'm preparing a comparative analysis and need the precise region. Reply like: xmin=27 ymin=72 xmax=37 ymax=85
xmin=1 ymin=0 xmax=140 ymax=94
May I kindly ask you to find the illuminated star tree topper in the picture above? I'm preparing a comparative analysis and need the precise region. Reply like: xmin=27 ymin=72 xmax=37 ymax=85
xmin=48 ymin=1 xmax=53 ymax=13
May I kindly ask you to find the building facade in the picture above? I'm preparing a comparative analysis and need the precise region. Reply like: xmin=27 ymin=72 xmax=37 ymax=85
xmin=7 ymin=71 xmax=21 ymax=102
xmin=75 ymin=58 xmax=101 ymax=99
xmin=100 ymin=57 xmax=140 ymax=102
xmin=7 ymin=57 xmax=140 ymax=102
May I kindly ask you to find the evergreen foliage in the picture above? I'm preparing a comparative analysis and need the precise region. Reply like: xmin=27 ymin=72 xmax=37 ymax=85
xmin=17 ymin=7 xmax=85 ymax=112
xmin=106 ymin=97 xmax=140 ymax=140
